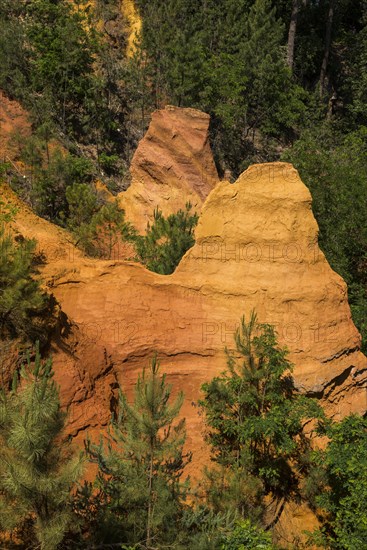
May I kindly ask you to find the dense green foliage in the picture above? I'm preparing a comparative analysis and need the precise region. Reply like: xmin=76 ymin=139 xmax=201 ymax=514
xmin=135 ymin=0 xmax=303 ymax=173
xmin=307 ymin=415 xmax=367 ymax=549
xmin=0 ymin=345 xmax=84 ymax=549
xmin=133 ymin=0 xmax=365 ymax=173
xmin=29 ymin=147 xmax=94 ymax=223
xmin=66 ymin=184 xmax=135 ymax=258
xmin=220 ymin=519 xmax=275 ymax=550
xmin=0 ymin=0 xmax=130 ymax=148
xmin=0 ymin=0 xmax=135 ymax=216
xmin=77 ymin=354 xmax=279 ymax=549
xmin=134 ymin=204 xmax=198 ymax=274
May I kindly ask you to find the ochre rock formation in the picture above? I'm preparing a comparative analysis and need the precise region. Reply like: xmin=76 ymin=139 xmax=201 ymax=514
xmin=118 ymin=105 xmax=220 ymax=232
xmin=2 ymin=158 xmax=367 ymax=544
xmin=3 ymin=161 xmax=366 ymax=447
xmin=175 ymin=162 xmax=367 ymax=415
xmin=48 ymin=163 xmax=367 ymax=434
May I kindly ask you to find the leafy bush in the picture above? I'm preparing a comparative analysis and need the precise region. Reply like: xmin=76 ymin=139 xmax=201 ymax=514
xmin=176 ymin=506 xmax=277 ymax=550
xmin=11 ymin=134 xmax=95 ymax=224
xmin=309 ymin=415 xmax=367 ymax=549
xmin=221 ymin=519 xmax=275 ymax=550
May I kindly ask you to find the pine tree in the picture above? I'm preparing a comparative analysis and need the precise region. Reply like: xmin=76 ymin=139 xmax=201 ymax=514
xmin=241 ymin=0 xmax=298 ymax=137
xmin=85 ymin=355 xmax=191 ymax=548
xmin=30 ymin=147 xmax=94 ymax=223
xmin=65 ymin=182 xmax=98 ymax=231
xmin=26 ymin=0 xmax=98 ymax=134
xmin=200 ymin=311 xmax=324 ymax=509
xmin=0 ymin=200 xmax=55 ymax=345
xmin=0 ymin=344 xmax=84 ymax=549
xmin=134 ymin=203 xmax=198 ymax=274
xmin=0 ymin=0 xmax=29 ymax=100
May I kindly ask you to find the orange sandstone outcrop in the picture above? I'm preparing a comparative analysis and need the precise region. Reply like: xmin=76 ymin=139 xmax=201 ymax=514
xmin=3 ymin=161 xmax=366 ymax=443
xmin=175 ymin=162 xmax=367 ymax=416
xmin=0 ymin=90 xmax=31 ymax=164
xmin=2 ymin=161 xmax=367 ymax=544
xmin=118 ymin=105 xmax=220 ymax=232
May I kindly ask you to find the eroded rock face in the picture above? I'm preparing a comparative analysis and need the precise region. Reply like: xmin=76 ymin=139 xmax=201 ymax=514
xmin=175 ymin=162 xmax=367 ymax=416
xmin=4 ymin=161 xmax=365 ymax=443
xmin=118 ymin=105 xmax=220 ymax=232
xmin=0 ymin=90 xmax=31 ymax=163
xmin=2 ymin=162 xmax=367 ymax=544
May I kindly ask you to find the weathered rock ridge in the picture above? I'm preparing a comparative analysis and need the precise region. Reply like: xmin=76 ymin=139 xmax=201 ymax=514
xmin=3 ymin=161 xmax=366 ymax=451
xmin=118 ymin=105 xmax=220 ymax=232
xmin=2 ymin=106 xmax=367 ymax=544
xmin=56 ymin=163 xmax=366 ymax=431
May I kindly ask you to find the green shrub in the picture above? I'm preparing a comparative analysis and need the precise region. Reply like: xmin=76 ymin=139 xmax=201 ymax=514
xmin=71 ymin=201 xmax=135 ymax=259
xmin=65 ymin=183 xmax=98 ymax=231
xmin=221 ymin=519 xmax=275 ymax=550
xmin=98 ymin=152 xmax=120 ymax=175
xmin=309 ymin=415 xmax=367 ymax=549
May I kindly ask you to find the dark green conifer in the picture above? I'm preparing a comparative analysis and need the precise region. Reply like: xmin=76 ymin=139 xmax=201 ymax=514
xmin=0 ymin=199 xmax=54 ymax=345
xmin=0 ymin=344 xmax=84 ymax=549
xmin=134 ymin=203 xmax=198 ymax=274
xmin=200 ymin=311 xmax=324 ymax=514
xmin=85 ymin=355 xmax=191 ymax=548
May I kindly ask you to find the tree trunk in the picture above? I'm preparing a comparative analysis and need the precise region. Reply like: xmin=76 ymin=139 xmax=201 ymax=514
xmin=319 ymin=0 xmax=335 ymax=97
xmin=146 ymin=450 xmax=154 ymax=548
xmin=287 ymin=0 xmax=300 ymax=71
